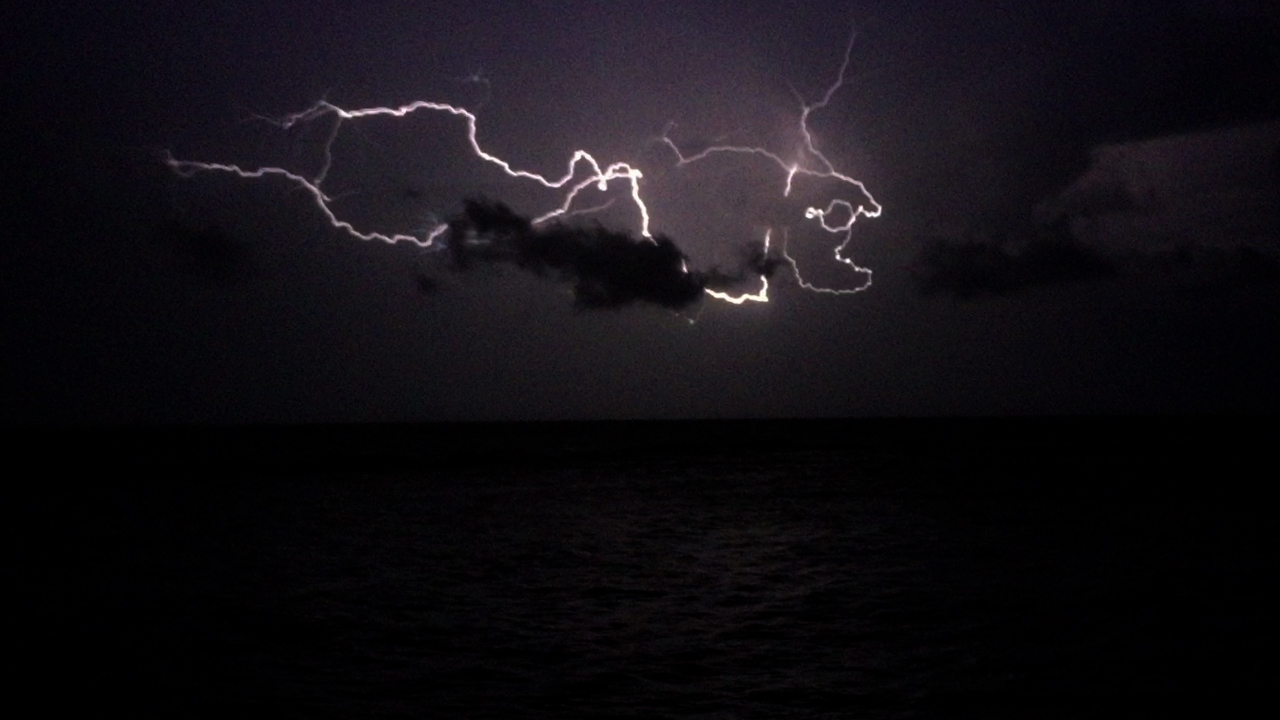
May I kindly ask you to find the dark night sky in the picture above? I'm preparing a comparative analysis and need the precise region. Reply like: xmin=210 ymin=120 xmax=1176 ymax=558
xmin=4 ymin=1 xmax=1279 ymax=422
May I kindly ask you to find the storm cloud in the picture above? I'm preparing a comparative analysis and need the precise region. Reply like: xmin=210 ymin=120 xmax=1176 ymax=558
xmin=445 ymin=199 xmax=781 ymax=310
xmin=912 ymin=232 xmax=1115 ymax=299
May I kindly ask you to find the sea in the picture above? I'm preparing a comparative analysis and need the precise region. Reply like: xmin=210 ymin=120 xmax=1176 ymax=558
xmin=8 ymin=418 xmax=1269 ymax=718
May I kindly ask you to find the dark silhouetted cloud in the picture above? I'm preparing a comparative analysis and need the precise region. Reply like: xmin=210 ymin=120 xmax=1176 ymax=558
xmin=446 ymin=199 xmax=780 ymax=310
xmin=912 ymin=231 xmax=1115 ymax=299
xmin=1159 ymin=244 xmax=1280 ymax=293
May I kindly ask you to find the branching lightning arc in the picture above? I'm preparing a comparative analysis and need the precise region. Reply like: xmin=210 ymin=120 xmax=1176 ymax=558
xmin=165 ymin=27 xmax=881 ymax=308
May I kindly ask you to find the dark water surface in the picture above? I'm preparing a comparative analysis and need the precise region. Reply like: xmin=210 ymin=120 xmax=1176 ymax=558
xmin=9 ymin=419 xmax=1270 ymax=717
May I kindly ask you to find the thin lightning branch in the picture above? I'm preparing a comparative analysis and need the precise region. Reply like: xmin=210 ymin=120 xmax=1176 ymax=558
xmin=552 ymin=197 xmax=618 ymax=222
xmin=705 ymin=230 xmax=772 ymax=305
xmin=166 ymin=99 xmax=652 ymax=248
xmin=162 ymin=155 xmax=445 ymax=247
xmin=278 ymin=101 xmax=655 ymax=236
xmin=780 ymin=228 xmax=862 ymax=295
xmin=660 ymin=25 xmax=880 ymax=297
xmin=165 ymin=25 xmax=880 ymax=305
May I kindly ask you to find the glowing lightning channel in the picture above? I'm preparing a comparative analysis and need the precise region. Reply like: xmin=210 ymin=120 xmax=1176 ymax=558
xmin=165 ymin=25 xmax=880 ymax=305
xmin=661 ymin=26 xmax=881 ymax=296
xmin=165 ymin=99 xmax=654 ymax=248
xmin=704 ymin=230 xmax=772 ymax=305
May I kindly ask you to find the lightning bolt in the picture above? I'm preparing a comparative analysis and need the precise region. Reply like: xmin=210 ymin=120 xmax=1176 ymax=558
xmin=704 ymin=230 xmax=772 ymax=305
xmin=165 ymin=25 xmax=880 ymax=306
xmin=164 ymin=99 xmax=650 ymax=247
xmin=659 ymin=27 xmax=881 ymax=298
